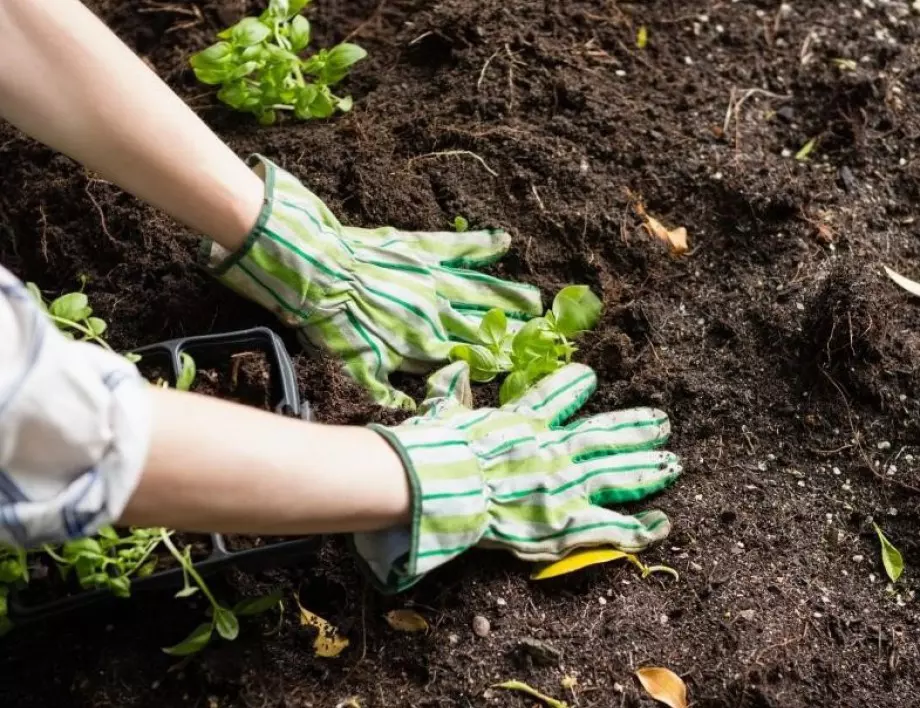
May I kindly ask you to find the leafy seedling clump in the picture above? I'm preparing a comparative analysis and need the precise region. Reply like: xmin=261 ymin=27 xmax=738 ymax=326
xmin=190 ymin=0 xmax=367 ymax=125
xmin=449 ymin=285 xmax=603 ymax=404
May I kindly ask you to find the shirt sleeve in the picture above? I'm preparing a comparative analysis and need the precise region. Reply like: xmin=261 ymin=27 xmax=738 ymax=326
xmin=0 ymin=265 xmax=151 ymax=548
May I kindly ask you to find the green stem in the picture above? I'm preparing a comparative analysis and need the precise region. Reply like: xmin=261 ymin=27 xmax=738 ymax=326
xmin=158 ymin=530 xmax=221 ymax=609
xmin=47 ymin=315 xmax=113 ymax=351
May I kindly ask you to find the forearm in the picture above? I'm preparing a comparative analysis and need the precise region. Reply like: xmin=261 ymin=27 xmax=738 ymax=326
xmin=0 ymin=0 xmax=261 ymax=250
xmin=121 ymin=386 xmax=411 ymax=534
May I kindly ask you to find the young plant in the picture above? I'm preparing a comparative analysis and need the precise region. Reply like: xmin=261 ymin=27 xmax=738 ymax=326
xmin=448 ymin=285 xmax=603 ymax=404
xmin=189 ymin=0 xmax=367 ymax=125
xmin=0 ymin=545 xmax=28 ymax=636
xmin=160 ymin=530 xmax=282 ymax=656
xmin=43 ymin=526 xmax=164 ymax=598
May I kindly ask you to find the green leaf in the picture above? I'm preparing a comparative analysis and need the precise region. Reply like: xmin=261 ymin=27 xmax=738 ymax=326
xmin=228 ymin=61 xmax=261 ymax=81
xmin=449 ymin=344 xmax=501 ymax=382
xmin=309 ymin=89 xmax=335 ymax=118
xmin=229 ymin=17 xmax=271 ymax=46
xmin=108 ymin=575 xmax=132 ymax=598
xmin=176 ymin=353 xmax=197 ymax=392
xmin=478 ymin=309 xmax=508 ymax=351
xmin=499 ymin=370 xmax=530 ymax=405
xmin=294 ymin=84 xmax=320 ymax=119
xmin=795 ymin=138 xmax=817 ymax=161
xmin=453 ymin=215 xmax=469 ymax=232
xmin=290 ymin=15 xmax=311 ymax=52
xmin=162 ymin=622 xmax=213 ymax=656
xmin=233 ymin=590 xmax=283 ymax=616
xmin=86 ymin=317 xmax=108 ymax=336
xmin=512 ymin=317 xmax=559 ymax=367
xmin=551 ymin=285 xmax=602 ymax=338
xmin=49 ymin=292 xmax=91 ymax=322
xmin=96 ymin=525 xmax=119 ymax=541
xmin=175 ymin=585 xmax=200 ymax=599
xmin=62 ymin=537 xmax=103 ymax=558
xmin=190 ymin=42 xmax=233 ymax=69
xmin=336 ymin=95 xmax=354 ymax=113
xmin=214 ymin=607 xmax=240 ymax=640
xmin=136 ymin=560 xmax=158 ymax=578
xmin=327 ymin=43 xmax=367 ymax=71
xmin=873 ymin=523 xmax=904 ymax=583
xmin=124 ymin=352 xmax=142 ymax=364
xmin=0 ymin=558 xmax=25 ymax=584
xmin=257 ymin=109 xmax=278 ymax=126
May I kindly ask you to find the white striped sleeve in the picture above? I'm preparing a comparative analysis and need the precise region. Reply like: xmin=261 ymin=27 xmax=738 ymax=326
xmin=0 ymin=265 xmax=150 ymax=548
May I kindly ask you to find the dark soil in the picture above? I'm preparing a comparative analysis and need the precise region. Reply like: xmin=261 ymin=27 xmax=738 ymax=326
xmin=192 ymin=351 xmax=273 ymax=409
xmin=2 ymin=1 xmax=920 ymax=706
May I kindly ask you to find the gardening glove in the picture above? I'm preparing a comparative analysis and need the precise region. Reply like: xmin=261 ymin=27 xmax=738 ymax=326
xmin=353 ymin=361 xmax=682 ymax=592
xmin=200 ymin=155 xmax=542 ymax=410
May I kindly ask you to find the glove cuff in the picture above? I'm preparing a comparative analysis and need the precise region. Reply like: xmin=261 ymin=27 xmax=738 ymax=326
xmin=351 ymin=423 xmax=488 ymax=593
xmin=198 ymin=155 xmax=351 ymax=328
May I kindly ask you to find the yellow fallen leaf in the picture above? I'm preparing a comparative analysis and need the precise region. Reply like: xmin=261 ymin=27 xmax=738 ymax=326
xmin=636 ymin=667 xmax=688 ymax=708
xmin=637 ymin=25 xmax=649 ymax=49
xmin=493 ymin=680 xmax=568 ymax=708
xmin=531 ymin=547 xmax=637 ymax=580
xmin=384 ymin=609 xmax=429 ymax=633
xmin=294 ymin=595 xmax=349 ymax=658
xmin=884 ymin=266 xmax=920 ymax=298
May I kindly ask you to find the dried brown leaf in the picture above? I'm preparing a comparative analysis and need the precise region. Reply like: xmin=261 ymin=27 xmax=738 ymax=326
xmin=384 ymin=609 xmax=429 ymax=633
xmin=636 ymin=667 xmax=688 ymax=708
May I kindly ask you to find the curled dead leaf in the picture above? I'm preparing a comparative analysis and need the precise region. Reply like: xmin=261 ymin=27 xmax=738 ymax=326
xmin=294 ymin=595 xmax=349 ymax=658
xmin=627 ymin=191 xmax=689 ymax=256
xmin=636 ymin=667 xmax=688 ymax=708
xmin=384 ymin=609 xmax=429 ymax=633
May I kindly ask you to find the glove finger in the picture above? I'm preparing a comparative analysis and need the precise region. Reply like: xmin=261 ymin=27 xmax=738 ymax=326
xmin=340 ymin=226 xmax=510 ymax=268
xmin=299 ymin=314 xmax=415 ymax=410
xmin=413 ymin=361 xmax=473 ymax=420
xmin=548 ymin=408 xmax=671 ymax=459
xmin=575 ymin=449 xmax=681 ymax=505
xmin=479 ymin=505 xmax=672 ymax=560
xmin=507 ymin=363 xmax=596 ymax=426
xmin=434 ymin=265 xmax=543 ymax=321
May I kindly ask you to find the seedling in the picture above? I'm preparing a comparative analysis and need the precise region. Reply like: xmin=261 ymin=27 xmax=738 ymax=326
xmin=189 ymin=0 xmax=367 ymax=124
xmin=1 ymin=285 xmax=280 ymax=654
xmin=453 ymin=215 xmax=469 ymax=232
xmin=448 ymin=285 xmax=603 ymax=403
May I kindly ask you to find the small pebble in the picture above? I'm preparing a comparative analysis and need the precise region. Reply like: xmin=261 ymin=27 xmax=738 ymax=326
xmin=877 ymin=441 xmax=892 ymax=451
xmin=495 ymin=597 xmax=507 ymax=607
xmin=781 ymin=148 xmax=793 ymax=158
xmin=472 ymin=615 xmax=490 ymax=637
xmin=659 ymin=613 xmax=669 ymax=625
xmin=739 ymin=609 xmax=756 ymax=622
xmin=598 ymin=596 xmax=607 ymax=606
xmin=448 ymin=633 xmax=459 ymax=645
xmin=615 ymin=69 xmax=626 ymax=77
xmin=832 ymin=467 xmax=841 ymax=476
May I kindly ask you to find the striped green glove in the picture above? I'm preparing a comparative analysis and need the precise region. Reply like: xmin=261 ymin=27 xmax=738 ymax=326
xmin=200 ymin=155 xmax=542 ymax=409
xmin=354 ymin=361 xmax=682 ymax=592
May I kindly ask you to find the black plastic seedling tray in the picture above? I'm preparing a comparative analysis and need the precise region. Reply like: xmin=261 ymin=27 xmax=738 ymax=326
xmin=8 ymin=327 xmax=318 ymax=623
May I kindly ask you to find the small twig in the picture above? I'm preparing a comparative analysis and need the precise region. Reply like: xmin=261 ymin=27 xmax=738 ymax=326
xmin=477 ymin=50 xmax=500 ymax=92
xmin=38 ymin=204 xmax=48 ymax=262
xmin=723 ymin=87 xmax=792 ymax=137
xmin=84 ymin=183 xmax=116 ymax=244
xmin=343 ymin=0 xmax=386 ymax=43
xmin=800 ymin=31 xmax=817 ymax=65
xmin=504 ymin=44 xmax=517 ymax=111
xmin=408 ymin=150 xmax=498 ymax=177
xmin=530 ymin=184 xmax=546 ymax=212
xmin=138 ymin=3 xmax=200 ymax=17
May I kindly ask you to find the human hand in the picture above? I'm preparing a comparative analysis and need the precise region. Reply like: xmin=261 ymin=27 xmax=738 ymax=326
xmin=200 ymin=156 xmax=542 ymax=410
xmin=353 ymin=361 xmax=682 ymax=592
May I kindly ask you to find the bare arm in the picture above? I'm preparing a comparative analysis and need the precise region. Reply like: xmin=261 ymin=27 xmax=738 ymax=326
xmin=0 ymin=0 xmax=261 ymax=251
xmin=123 ymin=387 xmax=411 ymax=534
